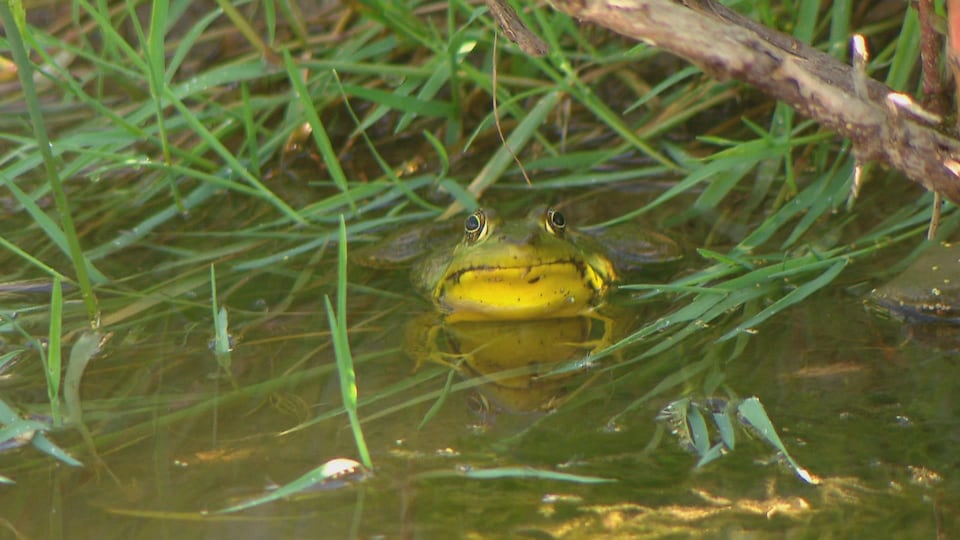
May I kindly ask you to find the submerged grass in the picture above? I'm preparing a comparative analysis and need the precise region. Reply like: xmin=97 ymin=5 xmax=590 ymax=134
xmin=0 ymin=0 xmax=938 ymax=497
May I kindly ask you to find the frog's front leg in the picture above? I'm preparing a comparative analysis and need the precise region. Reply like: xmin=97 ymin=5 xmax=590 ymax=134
xmin=545 ymin=310 xmax=622 ymax=376
xmin=403 ymin=312 xmax=474 ymax=371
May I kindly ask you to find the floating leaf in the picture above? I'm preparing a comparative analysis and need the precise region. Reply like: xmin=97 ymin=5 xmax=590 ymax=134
xmin=737 ymin=397 xmax=820 ymax=485
xmin=686 ymin=403 xmax=710 ymax=456
xmin=658 ymin=396 xmax=818 ymax=484
xmin=708 ymin=399 xmax=736 ymax=451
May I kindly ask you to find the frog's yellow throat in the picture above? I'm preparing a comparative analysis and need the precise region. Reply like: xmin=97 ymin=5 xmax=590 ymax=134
xmin=434 ymin=257 xmax=613 ymax=322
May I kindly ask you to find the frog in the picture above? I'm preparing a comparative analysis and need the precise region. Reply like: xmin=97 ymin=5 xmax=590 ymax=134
xmin=357 ymin=205 xmax=681 ymax=320
xmin=355 ymin=205 xmax=681 ymax=411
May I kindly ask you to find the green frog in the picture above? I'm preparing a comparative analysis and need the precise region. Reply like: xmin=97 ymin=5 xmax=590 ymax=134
xmin=357 ymin=206 xmax=680 ymax=320
xmin=356 ymin=205 xmax=681 ymax=411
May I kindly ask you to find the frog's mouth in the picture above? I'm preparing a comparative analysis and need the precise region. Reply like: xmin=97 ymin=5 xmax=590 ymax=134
xmin=444 ymin=257 xmax=588 ymax=282
xmin=436 ymin=259 xmax=608 ymax=322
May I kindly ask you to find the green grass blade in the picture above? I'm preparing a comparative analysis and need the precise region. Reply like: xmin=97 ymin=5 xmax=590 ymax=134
xmin=0 ymin=420 xmax=50 ymax=445
xmin=210 ymin=265 xmax=232 ymax=373
xmin=46 ymin=277 xmax=63 ymax=426
xmin=0 ymin=178 xmax=107 ymax=283
xmin=214 ymin=458 xmax=368 ymax=514
xmin=793 ymin=0 xmax=820 ymax=43
xmin=711 ymin=403 xmax=736 ymax=451
xmin=719 ymin=259 xmax=847 ymax=341
xmin=418 ymin=368 xmax=457 ymax=429
xmin=341 ymin=83 xmax=454 ymax=118
xmin=0 ymin=233 xmax=69 ymax=281
xmin=166 ymin=7 xmax=221 ymax=84
xmin=442 ymin=89 xmax=561 ymax=217
xmin=162 ymin=87 xmax=306 ymax=224
xmin=687 ymin=403 xmax=710 ymax=456
xmin=0 ymin=3 xmax=99 ymax=323
xmin=32 ymin=433 xmax=83 ymax=467
xmin=0 ymin=395 xmax=79 ymax=468
xmin=737 ymin=397 xmax=819 ymax=484
xmin=885 ymin=7 xmax=920 ymax=91
xmin=283 ymin=51 xmax=354 ymax=211
xmin=63 ymin=331 xmax=105 ymax=461
xmin=145 ymin=0 xmax=183 ymax=212
xmin=325 ymin=216 xmax=372 ymax=469
xmin=415 ymin=466 xmax=615 ymax=484
xmin=213 ymin=0 xmax=280 ymax=64
xmin=828 ymin=0 xmax=852 ymax=58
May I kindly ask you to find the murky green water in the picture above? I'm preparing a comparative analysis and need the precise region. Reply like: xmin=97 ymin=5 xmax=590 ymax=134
xmin=2 ymin=188 xmax=958 ymax=539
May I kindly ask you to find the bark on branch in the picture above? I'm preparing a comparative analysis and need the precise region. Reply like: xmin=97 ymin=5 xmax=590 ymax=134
xmin=538 ymin=0 xmax=960 ymax=204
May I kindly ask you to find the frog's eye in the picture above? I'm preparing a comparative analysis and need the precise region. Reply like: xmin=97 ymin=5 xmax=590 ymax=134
xmin=545 ymin=208 xmax=566 ymax=236
xmin=464 ymin=209 xmax=489 ymax=243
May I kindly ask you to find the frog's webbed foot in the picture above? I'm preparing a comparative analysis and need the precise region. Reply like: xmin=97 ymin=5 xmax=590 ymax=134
xmin=405 ymin=312 xmax=485 ymax=372
xmin=419 ymin=351 xmax=470 ymax=371
xmin=558 ymin=311 xmax=622 ymax=364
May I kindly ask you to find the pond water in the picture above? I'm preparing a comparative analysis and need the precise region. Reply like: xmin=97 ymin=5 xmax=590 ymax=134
xmin=1 ymin=185 xmax=958 ymax=539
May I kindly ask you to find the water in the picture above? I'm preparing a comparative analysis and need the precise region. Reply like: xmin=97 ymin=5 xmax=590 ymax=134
xmin=2 ymin=241 xmax=958 ymax=538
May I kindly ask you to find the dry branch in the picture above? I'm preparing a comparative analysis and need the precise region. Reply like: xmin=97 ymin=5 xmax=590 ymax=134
xmin=528 ymin=0 xmax=960 ymax=204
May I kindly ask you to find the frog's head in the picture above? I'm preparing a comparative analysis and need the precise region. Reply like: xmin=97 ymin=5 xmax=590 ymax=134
xmin=420 ymin=207 xmax=617 ymax=322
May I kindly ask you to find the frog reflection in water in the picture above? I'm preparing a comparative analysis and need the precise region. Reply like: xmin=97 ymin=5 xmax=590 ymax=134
xmin=357 ymin=206 xmax=681 ymax=411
